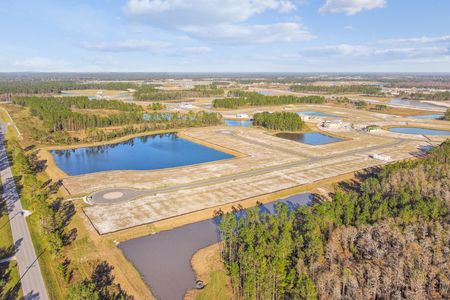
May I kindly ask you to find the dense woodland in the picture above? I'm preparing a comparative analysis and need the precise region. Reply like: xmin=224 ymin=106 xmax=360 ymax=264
xmin=290 ymin=84 xmax=382 ymax=95
xmin=13 ymin=96 xmax=145 ymax=131
xmin=0 ymin=81 xmax=138 ymax=94
xmin=219 ymin=140 xmax=450 ymax=299
xmin=401 ymin=91 xmax=450 ymax=101
xmin=134 ymin=84 xmax=224 ymax=101
xmin=12 ymin=96 xmax=223 ymax=144
xmin=253 ymin=112 xmax=304 ymax=131
xmin=213 ymin=92 xmax=324 ymax=109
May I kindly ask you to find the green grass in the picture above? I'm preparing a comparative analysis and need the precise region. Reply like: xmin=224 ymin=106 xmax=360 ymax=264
xmin=195 ymin=270 xmax=230 ymax=300
xmin=1 ymin=126 xmax=63 ymax=299
xmin=0 ymin=181 xmax=23 ymax=299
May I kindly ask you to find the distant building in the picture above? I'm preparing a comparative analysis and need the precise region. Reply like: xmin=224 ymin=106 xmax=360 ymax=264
xmin=236 ymin=113 xmax=250 ymax=119
xmin=322 ymin=120 xmax=342 ymax=128
xmin=179 ymin=103 xmax=195 ymax=109
xmin=371 ymin=154 xmax=391 ymax=162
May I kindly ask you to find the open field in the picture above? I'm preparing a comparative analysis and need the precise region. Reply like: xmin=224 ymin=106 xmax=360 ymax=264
xmin=51 ymin=104 xmax=450 ymax=234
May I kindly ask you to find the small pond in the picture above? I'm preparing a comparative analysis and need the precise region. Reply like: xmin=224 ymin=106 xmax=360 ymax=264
xmin=388 ymin=99 xmax=447 ymax=110
xmin=297 ymin=111 xmax=337 ymax=117
xmin=388 ymin=127 xmax=450 ymax=136
xmin=257 ymin=91 xmax=274 ymax=95
xmin=224 ymin=119 xmax=254 ymax=127
xmin=407 ymin=114 xmax=443 ymax=120
xmin=276 ymin=132 xmax=342 ymax=145
xmin=51 ymin=133 xmax=234 ymax=176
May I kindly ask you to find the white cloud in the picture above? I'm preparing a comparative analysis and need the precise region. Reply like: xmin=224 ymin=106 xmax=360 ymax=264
xmin=124 ymin=0 xmax=295 ymax=27
xmin=298 ymin=43 xmax=450 ymax=61
xmin=123 ymin=0 xmax=309 ymax=44
xmin=184 ymin=23 xmax=314 ymax=44
xmin=299 ymin=44 xmax=371 ymax=56
xmin=80 ymin=39 xmax=212 ymax=56
xmin=379 ymin=35 xmax=450 ymax=44
xmin=80 ymin=39 xmax=171 ymax=53
xmin=320 ymin=0 xmax=386 ymax=15
xmin=177 ymin=46 xmax=212 ymax=55
xmin=13 ymin=57 xmax=69 ymax=70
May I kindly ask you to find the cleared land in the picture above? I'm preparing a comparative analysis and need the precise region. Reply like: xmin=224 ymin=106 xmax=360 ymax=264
xmin=55 ymin=105 xmax=450 ymax=234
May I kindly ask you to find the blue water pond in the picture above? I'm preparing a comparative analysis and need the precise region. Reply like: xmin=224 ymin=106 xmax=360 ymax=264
xmin=51 ymin=133 xmax=234 ymax=176
xmin=388 ymin=127 xmax=450 ymax=136
xmin=276 ymin=132 xmax=342 ymax=145
xmin=224 ymin=119 xmax=254 ymax=127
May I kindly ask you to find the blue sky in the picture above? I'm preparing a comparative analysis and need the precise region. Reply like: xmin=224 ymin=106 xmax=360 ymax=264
xmin=1 ymin=0 xmax=449 ymax=72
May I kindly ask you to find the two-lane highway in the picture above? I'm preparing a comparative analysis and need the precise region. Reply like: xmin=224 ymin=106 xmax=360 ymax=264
xmin=0 ymin=123 xmax=48 ymax=299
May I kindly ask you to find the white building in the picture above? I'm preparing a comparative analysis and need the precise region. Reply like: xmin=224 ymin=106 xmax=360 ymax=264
xmin=322 ymin=120 xmax=342 ymax=128
xmin=371 ymin=154 xmax=391 ymax=162
xmin=236 ymin=113 xmax=250 ymax=119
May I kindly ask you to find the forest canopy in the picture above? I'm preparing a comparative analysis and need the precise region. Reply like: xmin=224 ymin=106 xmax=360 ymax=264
xmin=134 ymin=84 xmax=224 ymax=101
xmin=219 ymin=140 xmax=450 ymax=299
xmin=11 ymin=96 xmax=223 ymax=144
xmin=213 ymin=92 xmax=325 ymax=109
xmin=253 ymin=112 xmax=304 ymax=131
xmin=0 ymin=81 xmax=138 ymax=94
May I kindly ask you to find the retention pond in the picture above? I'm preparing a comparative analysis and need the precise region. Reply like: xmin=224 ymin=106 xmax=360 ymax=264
xmin=119 ymin=193 xmax=312 ymax=300
xmin=224 ymin=119 xmax=254 ymax=127
xmin=297 ymin=111 xmax=337 ymax=117
xmin=51 ymin=133 xmax=234 ymax=176
xmin=276 ymin=132 xmax=342 ymax=145
xmin=388 ymin=127 xmax=450 ymax=136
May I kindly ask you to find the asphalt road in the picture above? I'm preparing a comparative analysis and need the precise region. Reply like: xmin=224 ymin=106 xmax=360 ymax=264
xmin=90 ymin=133 xmax=407 ymax=205
xmin=0 ymin=123 xmax=49 ymax=300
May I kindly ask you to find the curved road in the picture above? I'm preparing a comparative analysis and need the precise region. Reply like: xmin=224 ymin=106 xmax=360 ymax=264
xmin=89 ymin=131 xmax=407 ymax=205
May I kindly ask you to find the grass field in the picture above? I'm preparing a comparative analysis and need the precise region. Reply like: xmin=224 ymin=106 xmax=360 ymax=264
xmin=0 ymin=179 xmax=22 ymax=299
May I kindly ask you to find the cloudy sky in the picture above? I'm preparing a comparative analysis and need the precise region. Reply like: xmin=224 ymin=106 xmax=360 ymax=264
xmin=1 ymin=0 xmax=449 ymax=72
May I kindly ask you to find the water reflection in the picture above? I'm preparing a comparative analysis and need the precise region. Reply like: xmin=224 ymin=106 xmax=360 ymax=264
xmin=276 ymin=132 xmax=342 ymax=145
xmin=51 ymin=133 xmax=234 ymax=176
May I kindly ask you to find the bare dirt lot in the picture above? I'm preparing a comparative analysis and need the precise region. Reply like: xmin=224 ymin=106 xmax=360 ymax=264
xmin=53 ymin=105 xmax=450 ymax=234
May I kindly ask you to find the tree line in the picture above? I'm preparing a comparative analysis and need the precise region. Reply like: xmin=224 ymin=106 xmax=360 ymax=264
xmin=253 ymin=112 xmax=304 ymax=131
xmin=290 ymin=84 xmax=382 ymax=95
xmin=6 ymin=134 xmax=132 ymax=299
xmin=218 ymin=140 xmax=450 ymax=299
xmin=0 ymin=81 xmax=138 ymax=94
xmin=13 ymin=96 xmax=222 ymax=132
xmin=213 ymin=92 xmax=325 ymax=109
xmin=134 ymin=84 xmax=224 ymax=101
xmin=401 ymin=91 xmax=450 ymax=101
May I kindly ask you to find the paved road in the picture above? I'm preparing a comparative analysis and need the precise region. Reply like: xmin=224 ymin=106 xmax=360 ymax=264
xmin=0 ymin=123 xmax=49 ymax=300
xmin=90 ymin=133 xmax=408 ymax=205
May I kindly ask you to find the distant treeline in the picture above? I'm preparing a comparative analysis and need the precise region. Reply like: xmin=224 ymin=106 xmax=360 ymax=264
xmin=290 ymin=84 xmax=382 ymax=95
xmin=134 ymin=84 xmax=224 ymax=101
xmin=12 ymin=96 xmax=222 ymax=133
xmin=401 ymin=91 xmax=450 ymax=101
xmin=0 ymin=81 xmax=139 ymax=94
xmin=219 ymin=140 xmax=450 ymax=299
xmin=213 ymin=91 xmax=325 ymax=109
xmin=445 ymin=108 xmax=450 ymax=121
xmin=253 ymin=112 xmax=304 ymax=131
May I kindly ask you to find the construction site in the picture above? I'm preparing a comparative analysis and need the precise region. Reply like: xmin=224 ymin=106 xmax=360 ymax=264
xmin=52 ymin=104 xmax=450 ymax=234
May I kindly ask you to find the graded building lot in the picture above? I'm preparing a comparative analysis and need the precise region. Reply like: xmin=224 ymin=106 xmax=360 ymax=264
xmin=54 ymin=105 xmax=450 ymax=234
